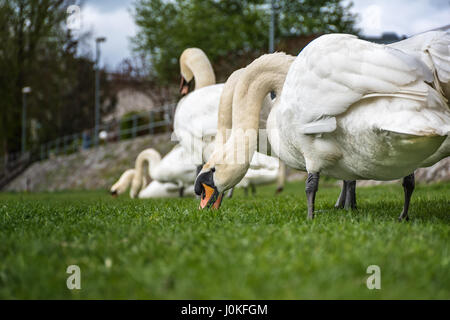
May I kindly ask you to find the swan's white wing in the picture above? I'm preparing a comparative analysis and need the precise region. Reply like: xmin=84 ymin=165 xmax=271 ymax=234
xmin=282 ymin=34 xmax=434 ymax=134
xmin=249 ymin=152 xmax=279 ymax=170
xmin=138 ymin=180 xmax=180 ymax=198
xmin=152 ymin=144 xmax=196 ymax=184
xmin=174 ymin=84 xmax=224 ymax=140
xmin=389 ymin=31 xmax=450 ymax=84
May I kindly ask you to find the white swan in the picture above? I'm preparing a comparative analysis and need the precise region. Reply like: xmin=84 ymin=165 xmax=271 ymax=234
xmin=195 ymin=32 xmax=450 ymax=220
xmin=129 ymin=145 xmax=197 ymax=198
xmin=110 ymin=169 xmax=195 ymax=198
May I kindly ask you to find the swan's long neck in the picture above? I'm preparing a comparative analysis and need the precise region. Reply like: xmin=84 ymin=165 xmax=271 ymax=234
xmin=111 ymin=169 xmax=135 ymax=194
xmin=130 ymin=149 xmax=161 ymax=197
xmin=226 ymin=53 xmax=294 ymax=167
xmin=215 ymin=68 xmax=245 ymax=149
xmin=180 ymin=48 xmax=216 ymax=90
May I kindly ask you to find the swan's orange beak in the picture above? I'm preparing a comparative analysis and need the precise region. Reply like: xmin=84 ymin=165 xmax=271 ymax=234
xmin=199 ymin=184 xmax=223 ymax=209
xmin=179 ymin=77 xmax=190 ymax=96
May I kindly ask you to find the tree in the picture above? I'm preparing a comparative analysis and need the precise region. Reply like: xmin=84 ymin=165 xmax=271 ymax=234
xmin=131 ymin=0 xmax=358 ymax=83
xmin=0 ymin=0 xmax=115 ymax=156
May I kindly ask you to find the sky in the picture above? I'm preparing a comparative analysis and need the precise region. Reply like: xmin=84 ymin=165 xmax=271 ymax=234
xmin=76 ymin=0 xmax=450 ymax=69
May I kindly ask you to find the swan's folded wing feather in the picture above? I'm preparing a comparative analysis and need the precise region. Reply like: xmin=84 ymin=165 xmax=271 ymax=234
xmin=173 ymin=84 xmax=223 ymax=140
xmin=283 ymin=34 xmax=435 ymax=133
xmin=428 ymin=33 xmax=450 ymax=84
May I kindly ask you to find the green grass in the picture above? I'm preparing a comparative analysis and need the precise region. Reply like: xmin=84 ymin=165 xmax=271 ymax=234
xmin=0 ymin=181 xmax=449 ymax=299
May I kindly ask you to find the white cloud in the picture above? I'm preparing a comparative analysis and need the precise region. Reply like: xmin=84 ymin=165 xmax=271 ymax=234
xmin=80 ymin=4 xmax=137 ymax=69
xmin=77 ymin=0 xmax=449 ymax=69
xmin=350 ymin=0 xmax=450 ymax=36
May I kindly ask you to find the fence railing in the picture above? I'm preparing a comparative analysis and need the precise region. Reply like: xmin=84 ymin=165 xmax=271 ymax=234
xmin=0 ymin=103 xmax=176 ymax=190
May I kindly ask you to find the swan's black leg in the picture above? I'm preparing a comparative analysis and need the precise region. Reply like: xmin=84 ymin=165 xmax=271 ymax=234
xmin=344 ymin=180 xmax=357 ymax=210
xmin=306 ymin=173 xmax=320 ymax=219
xmin=335 ymin=180 xmax=357 ymax=210
xmin=335 ymin=180 xmax=348 ymax=209
xmin=179 ymin=186 xmax=185 ymax=198
xmin=250 ymin=184 xmax=256 ymax=196
xmin=226 ymin=188 xmax=234 ymax=198
xmin=399 ymin=173 xmax=415 ymax=221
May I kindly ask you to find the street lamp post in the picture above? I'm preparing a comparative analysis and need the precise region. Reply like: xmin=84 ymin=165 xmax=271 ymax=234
xmin=94 ymin=37 xmax=106 ymax=146
xmin=21 ymin=86 xmax=31 ymax=155
xmin=269 ymin=0 xmax=275 ymax=53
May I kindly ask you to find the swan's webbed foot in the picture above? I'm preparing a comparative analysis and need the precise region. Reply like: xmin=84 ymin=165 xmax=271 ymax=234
xmin=334 ymin=180 xmax=357 ymax=210
xmin=306 ymin=173 xmax=320 ymax=219
xmin=398 ymin=173 xmax=415 ymax=222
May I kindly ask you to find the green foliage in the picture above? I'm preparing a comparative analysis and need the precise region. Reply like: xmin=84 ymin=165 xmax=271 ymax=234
xmin=0 ymin=0 xmax=115 ymax=156
xmin=277 ymin=0 xmax=359 ymax=36
xmin=131 ymin=0 xmax=359 ymax=83
xmin=0 ymin=181 xmax=449 ymax=299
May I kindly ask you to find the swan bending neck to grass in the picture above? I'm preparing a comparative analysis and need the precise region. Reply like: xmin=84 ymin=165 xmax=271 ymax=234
xmin=195 ymin=33 xmax=450 ymax=220
xmin=111 ymin=146 xmax=196 ymax=198
xmin=129 ymin=145 xmax=196 ymax=198
xmin=110 ymin=169 xmax=195 ymax=198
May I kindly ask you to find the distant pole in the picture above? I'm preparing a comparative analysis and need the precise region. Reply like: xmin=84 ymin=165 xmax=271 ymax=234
xmin=94 ymin=37 xmax=106 ymax=146
xmin=269 ymin=0 xmax=275 ymax=53
xmin=21 ymin=87 xmax=31 ymax=155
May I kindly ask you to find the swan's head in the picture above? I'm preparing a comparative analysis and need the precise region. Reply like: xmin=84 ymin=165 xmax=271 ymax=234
xmin=194 ymin=149 xmax=249 ymax=209
xmin=179 ymin=47 xmax=215 ymax=95
xmin=110 ymin=181 xmax=125 ymax=197
xmin=179 ymin=49 xmax=196 ymax=96
xmin=179 ymin=74 xmax=192 ymax=96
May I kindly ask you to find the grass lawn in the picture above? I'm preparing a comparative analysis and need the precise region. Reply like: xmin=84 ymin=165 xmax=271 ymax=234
xmin=0 ymin=181 xmax=449 ymax=299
